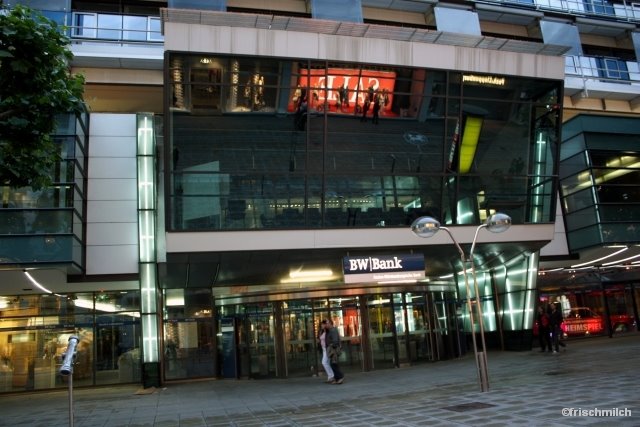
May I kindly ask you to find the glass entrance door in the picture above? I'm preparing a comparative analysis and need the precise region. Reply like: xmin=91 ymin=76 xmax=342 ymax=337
xmin=402 ymin=292 xmax=433 ymax=363
xmin=283 ymin=300 xmax=316 ymax=377
xmin=243 ymin=304 xmax=276 ymax=378
xmin=329 ymin=296 xmax=361 ymax=370
xmin=163 ymin=289 xmax=215 ymax=380
xmin=432 ymin=291 xmax=463 ymax=360
xmin=367 ymin=294 xmax=395 ymax=368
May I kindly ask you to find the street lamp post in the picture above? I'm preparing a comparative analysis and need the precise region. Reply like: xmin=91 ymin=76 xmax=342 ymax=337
xmin=411 ymin=213 xmax=512 ymax=392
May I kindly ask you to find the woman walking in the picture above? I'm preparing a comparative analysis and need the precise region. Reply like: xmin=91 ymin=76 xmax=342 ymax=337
xmin=318 ymin=319 xmax=334 ymax=383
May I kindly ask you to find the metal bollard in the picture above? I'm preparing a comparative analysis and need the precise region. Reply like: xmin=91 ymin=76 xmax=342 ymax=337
xmin=59 ymin=336 xmax=79 ymax=427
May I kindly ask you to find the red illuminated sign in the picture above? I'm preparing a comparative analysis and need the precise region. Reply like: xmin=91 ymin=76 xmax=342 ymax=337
xmin=290 ymin=68 xmax=396 ymax=114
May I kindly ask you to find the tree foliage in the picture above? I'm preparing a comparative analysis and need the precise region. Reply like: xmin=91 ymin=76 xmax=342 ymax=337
xmin=0 ymin=5 xmax=85 ymax=189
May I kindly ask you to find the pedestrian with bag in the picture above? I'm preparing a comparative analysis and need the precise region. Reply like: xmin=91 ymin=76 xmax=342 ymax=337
xmin=318 ymin=319 xmax=334 ymax=383
xmin=324 ymin=319 xmax=345 ymax=384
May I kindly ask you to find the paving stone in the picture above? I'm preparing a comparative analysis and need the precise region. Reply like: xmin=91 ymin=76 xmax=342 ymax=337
xmin=1 ymin=336 xmax=638 ymax=426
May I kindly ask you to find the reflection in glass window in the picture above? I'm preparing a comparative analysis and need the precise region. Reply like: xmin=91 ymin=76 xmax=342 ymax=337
xmin=97 ymin=14 xmax=123 ymax=40
xmin=310 ymin=0 xmax=363 ymax=23
xmin=540 ymin=20 xmax=583 ymax=56
xmin=168 ymin=0 xmax=226 ymax=11
xmin=123 ymin=15 xmax=147 ymax=41
xmin=434 ymin=7 xmax=481 ymax=36
xmin=167 ymin=54 xmax=562 ymax=230
xmin=73 ymin=13 xmax=97 ymax=38
xmin=597 ymin=58 xmax=629 ymax=81
xmin=0 ymin=292 xmax=140 ymax=390
xmin=148 ymin=17 xmax=163 ymax=41
xmin=583 ymin=0 xmax=615 ymax=16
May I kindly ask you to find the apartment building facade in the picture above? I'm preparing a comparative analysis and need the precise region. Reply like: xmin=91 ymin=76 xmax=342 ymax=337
xmin=0 ymin=0 xmax=638 ymax=392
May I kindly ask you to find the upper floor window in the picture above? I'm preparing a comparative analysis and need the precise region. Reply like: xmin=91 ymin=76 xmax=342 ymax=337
xmin=72 ymin=12 xmax=163 ymax=42
xmin=583 ymin=0 xmax=615 ymax=16
xmin=168 ymin=0 xmax=226 ymax=11
xmin=597 ymin=58 xmax=630 ymax=80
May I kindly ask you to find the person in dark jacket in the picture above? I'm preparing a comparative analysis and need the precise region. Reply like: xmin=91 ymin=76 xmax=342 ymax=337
xmin=548 ymin=302 xmax=564 ymax=353
xmin=371 ymin=92 xmax=380 ymax=125
xmin=324 ymin=319 xmax=344 ymax=384
xmin=536 ymin=305 xmax=551 ymax=352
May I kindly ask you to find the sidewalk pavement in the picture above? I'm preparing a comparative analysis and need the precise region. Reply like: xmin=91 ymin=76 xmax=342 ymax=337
xmin=1 ymin=334 xmax=638 ymax=427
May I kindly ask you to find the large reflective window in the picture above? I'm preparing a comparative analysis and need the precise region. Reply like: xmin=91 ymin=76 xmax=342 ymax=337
xmin=0 ymin=292 xmax=140 ymax=392
xmin=167 ymin=54 xmax=562 ymax=230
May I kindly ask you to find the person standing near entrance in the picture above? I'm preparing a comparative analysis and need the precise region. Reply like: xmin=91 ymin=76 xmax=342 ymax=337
xmin=548 ymin=302 xmax=564 ymax=353
xmin=325 ymin=319 xmax=344 ymax=384
xmin=318 ymin=319 xmax=334 ymax=383
xmin=536 ymin=305 xmax=551 ymax=352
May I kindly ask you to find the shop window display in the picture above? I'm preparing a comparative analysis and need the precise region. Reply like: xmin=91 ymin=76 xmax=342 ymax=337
xmin=536 ymin=284 xmax=638 ymax=341
xmin=0 ymin=292 xmax=141 ymax=392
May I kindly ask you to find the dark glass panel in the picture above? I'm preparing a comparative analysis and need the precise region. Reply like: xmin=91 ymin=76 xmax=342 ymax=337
xmin=563 ymin=188 xmax=595 ymax=213
xmin=565 ymin=208 xmax=599 ymax=230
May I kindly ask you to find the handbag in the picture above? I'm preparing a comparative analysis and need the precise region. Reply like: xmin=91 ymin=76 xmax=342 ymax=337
xmin=328 ymin=344 xmax=342 ymax=362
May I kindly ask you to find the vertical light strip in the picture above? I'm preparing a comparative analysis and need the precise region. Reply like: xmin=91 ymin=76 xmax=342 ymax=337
xmin=478 ymin=270 xmax=496 ymax=331
xmin=505 ymin=271 xmax=515 ymax=330
xmin=137 ymin=114 xmax=159 ymax=363
xmin=140 ymin=263 xmax=156 ymax=314
xmin=142 ymin=314 xmax=159 ymax=363
xmin=531 ymin=131 xmax=546 ymax=222
xmin=458 ymin=115 xmax=483 ymax=174
xmin=523 ymin=253 xmax=539 ymax=329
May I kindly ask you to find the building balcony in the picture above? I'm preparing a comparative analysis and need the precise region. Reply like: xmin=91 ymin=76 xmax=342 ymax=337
xmin=564 ymin=55 xmax=640 ymax=104
xmin=474 ymin=0 xmax=640 ymax=23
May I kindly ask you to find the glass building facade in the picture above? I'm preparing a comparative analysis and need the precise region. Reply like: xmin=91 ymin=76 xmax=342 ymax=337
xmin=560 ymin=115 xmax=640 ymax=250
xmin=0 ymin=291 xmax=140 ymax=392
xmin=0 ymin=111 xmax=88 ymax=269
xmin=166 ymin=54 xmax=562 ymax=232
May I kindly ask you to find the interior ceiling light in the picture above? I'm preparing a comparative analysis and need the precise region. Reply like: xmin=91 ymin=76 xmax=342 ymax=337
xmin=377 ymin=279 xmax=418 ymax=284
xmin=602 ymin=253 xmax=640 ymax=266
xmin=571 ymin=247 xmax=628 ymax=268
xmin=281 ymin=268 xmax=336 ymax=284
xmin=575 ymin=160 xmax=640 ymax=191
xmin=569 ymin=266 xmax=595 ymax=271
xmin=288 ymin=269 xmax=333 ymax=279
xmin=23 ymin=270 xmax=52 ymax=294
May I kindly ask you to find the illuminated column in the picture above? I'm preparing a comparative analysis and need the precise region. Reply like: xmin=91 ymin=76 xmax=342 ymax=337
xmin=531 ymin=130 xmax=550 ymax=223
xmin=137 ymin=113 xmax=160 ymax=387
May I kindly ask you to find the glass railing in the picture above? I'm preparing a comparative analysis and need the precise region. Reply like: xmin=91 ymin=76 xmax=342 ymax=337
xmin=0 ymin=234 xmax=78 ymax=264
xmin=564 ymin=55 xmax=640 ymax=85
xmin=70 ymin=12 xmax=163 ymax=44
xmin=23 ymin=9 xmax=164 ymax=45
xmin=475 ymin=0 xmax=640 ymax=23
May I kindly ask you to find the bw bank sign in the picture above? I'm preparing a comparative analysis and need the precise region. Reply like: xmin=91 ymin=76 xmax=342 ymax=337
xmin=342 ymin=254 xmax=425 ymax=284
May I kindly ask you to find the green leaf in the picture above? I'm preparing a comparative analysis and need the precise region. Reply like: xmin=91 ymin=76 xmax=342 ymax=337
xmin=0 ymin=5 xmax=85 ymax=188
